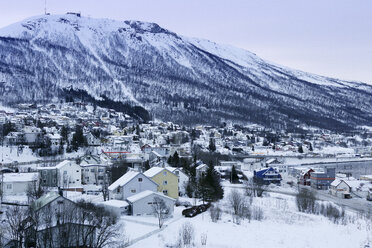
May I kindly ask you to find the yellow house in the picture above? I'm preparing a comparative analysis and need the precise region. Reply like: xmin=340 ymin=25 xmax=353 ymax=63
xmin=144 ymin=167 xmax=179 ymax=199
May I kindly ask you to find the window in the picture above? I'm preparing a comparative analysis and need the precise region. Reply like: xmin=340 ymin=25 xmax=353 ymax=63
xmin=163 ymin=171 xmax=167 ymax=176
xmin=163 ymin=181 xmax=168 ymax=185
xmin=163 ymin=190 xmax=168 ymax=195
xmin=76 ymin=170 xmax=79 ymax=173
xmin=6 ymin=184 xmax=12 ymax=189
xmin=131 ymin=189 xmax=136 ymax=193
xmin=175 ymin=171 xmax=179 ymax=175
xmin=90 ymin=169 xmax=95 ymax=172
xmin=148 ymin=202 xmax=153 ymax=205
xmin=98 ymin=176 xmax=104 ymax=180
xmin=138 ymin=178 xmax=143 ymax=182
xmin=98 ymin=169 xmax=104 ymax=172
xmin=117 ymin=187 xmax=120 ymax=193
xmin=76 ymin=179 xmax=79 ymax=181
xmin=85 ymin=169 xmax=89 ymax=172
xmin=63 ymin=171 xmax=67 ymax=175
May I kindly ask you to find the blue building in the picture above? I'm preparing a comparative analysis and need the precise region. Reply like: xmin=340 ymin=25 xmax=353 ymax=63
xmin=310 ymin=167 xmax=335 ymax=190
xmin=253 ymin=167 xmax=282 ymax=185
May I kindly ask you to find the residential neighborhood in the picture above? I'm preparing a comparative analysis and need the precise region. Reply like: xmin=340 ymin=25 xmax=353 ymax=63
xmin=1 ymin=102 xmax=372 ymax=247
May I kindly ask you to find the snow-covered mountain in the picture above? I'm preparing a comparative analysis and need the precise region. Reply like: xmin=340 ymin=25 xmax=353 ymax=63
xmin=1 ymin=14 xmax=371 ymax=130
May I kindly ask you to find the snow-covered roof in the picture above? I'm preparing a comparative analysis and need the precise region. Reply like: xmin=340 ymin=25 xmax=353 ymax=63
xmin=108 ymin=171 xmax=139 ymax=191
xmin=32 ymin=191 xmax=61 ymax=211
xmin=99 ymin=200 xmax=129 ymax=208
xmin=1 ymin=172 xmax=39 ymax=183
xmin=143 ymin=167 xmax=169 ymax=178
xmin=126 ymin=190 xmax=175 ymax=203
xmin=330 ymin=179 xmax=341 ymax=187
xmin=196 ymin=163 xmax=208 ymax=170
xmin=37 ymin=160 xmax=77 ymax=170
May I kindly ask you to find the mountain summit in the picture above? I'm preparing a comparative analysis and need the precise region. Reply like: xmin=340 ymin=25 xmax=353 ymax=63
xmin=1 ymin=14 xmax=371 ymax=130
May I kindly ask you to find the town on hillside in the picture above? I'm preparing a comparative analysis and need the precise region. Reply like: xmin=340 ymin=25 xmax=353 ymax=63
xmin=1 ymin=102 xmax=372 ymax=247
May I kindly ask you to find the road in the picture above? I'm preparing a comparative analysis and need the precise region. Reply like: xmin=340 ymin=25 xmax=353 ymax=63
xmin=223 ymin=183 xmax=372 ymax=213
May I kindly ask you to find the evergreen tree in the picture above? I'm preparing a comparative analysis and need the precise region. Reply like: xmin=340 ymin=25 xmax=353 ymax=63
xmin=208 ymin=138 xmax=216 ymax=152
xmin=198 ymin=162 xmax=224 ymax=202
xmin=71 ymin=125 xmax=86 ymax=151
xmin=230 ymin=165 xmax=239 ymax=183
xmin=60 ymin=125 xmax=69 ymax=142
xmin=173 ymin=151 xmax=180 ymax=167
xmin=167 ymin=154 xmax=173 ymax=165
xmin=309 ymin=143 xmax=313 ymax=152
xmin=298 ymin=145 xmax=304 ymax=153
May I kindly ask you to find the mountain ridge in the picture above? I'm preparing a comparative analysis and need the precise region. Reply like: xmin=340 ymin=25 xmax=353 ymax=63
xmin=1 ymin=14 xmax=372 ymax=130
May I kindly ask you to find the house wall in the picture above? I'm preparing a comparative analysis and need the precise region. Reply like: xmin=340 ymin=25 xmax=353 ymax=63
xmin=131 ymin=194 xmax=175 ymax=216
xmin=81 ymin=165 xmax=107 ymax=185
xmin=151 ymin=170 xmax=179 ymax=199
xmin=1 ymin=181 xmax=36 ymax=195
xmin=59 ymin=162 xmax=82 ymax=189
xmin=39 ymin=169 xmax=58 ymax=187
xmin=174 ymin=169 xmax=189 ymax=196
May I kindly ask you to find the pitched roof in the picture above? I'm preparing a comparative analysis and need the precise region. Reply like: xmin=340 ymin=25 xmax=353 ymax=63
xmin=108 ymin=171 xmax=139 ymax=191
xmin=31 ymin=191 xmax=61 ymax=211
xmin=126 ymin=190 xmax=175 ymax=203
xmin=1 ymin=172 xmax=39 ymax=183
xmin=144 ymin=167 xmax=169 ymax=178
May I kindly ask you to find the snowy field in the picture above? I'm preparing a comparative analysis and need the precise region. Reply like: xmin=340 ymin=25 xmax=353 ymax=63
xmin=123 ymin=187 xmax=370 ymax=248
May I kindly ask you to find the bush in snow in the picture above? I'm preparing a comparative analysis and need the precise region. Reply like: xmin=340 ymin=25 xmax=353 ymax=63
xmin=296 ymin=188 xmax=316 ymax=214
xmin=209 ymin=204 xmax=222 ymax=222
xmin=178 ymin=222 xmax=195 ymax=247
xmin=251 ymin=206 xmax=264 ymax=221
xmin=229 ymin=189 xmax=251 ymax=224
xmin=200 ymin=233 xmax=208 ymax=246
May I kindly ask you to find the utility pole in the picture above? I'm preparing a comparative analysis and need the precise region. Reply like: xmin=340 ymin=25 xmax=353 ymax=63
xmin=44 ymin=0 xmax=47 ymax=15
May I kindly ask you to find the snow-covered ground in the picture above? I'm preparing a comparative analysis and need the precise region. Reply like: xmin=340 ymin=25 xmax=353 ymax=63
xmin=123 ymin=186 xmax=370 ymax=248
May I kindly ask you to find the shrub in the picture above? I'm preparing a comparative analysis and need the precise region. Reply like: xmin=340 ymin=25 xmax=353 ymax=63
xmin=296 ymin=188 xmax=316 ymax=213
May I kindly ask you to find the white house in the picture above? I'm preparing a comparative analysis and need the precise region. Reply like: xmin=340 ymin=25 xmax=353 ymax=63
xmin=108 ymin=170 xmax=158 ymax=200
xmin=81 ymin=164 xmax=109 ymax=185
xmin=126 ymin=190 xmax=175 ymax=216
xmin=330 ymin=179 xmax=351 ymax=198
xmin=196 ymin=163 xmax=208 ymax=180
xmin=37 ymin=160 xmax=82 ymax=191
xmin=165 ymin=167 xmax=189 ymax=196
xmin=0 ymin=172 xmax=39 ymax=195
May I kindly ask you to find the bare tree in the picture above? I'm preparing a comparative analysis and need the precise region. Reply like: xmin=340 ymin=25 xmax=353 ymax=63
xmin=296 ymin=188 xmax=316 ymax=214
xmin=209 ymin=203 xmax=222 ymax=222
xmin=152 ymin=196 xmax=170 ymax=228
xmin=178 ymin=222 xmax=195 ymax=246
xmin=5 ymin=205 xmax=28 ymax=246
xmin=228 ymin=189 xmax=251 ymax=224
xmin=245 ymin=178 xmax=265 ymax=197
xmin=26 ymin=179 xmax=45 ymax=203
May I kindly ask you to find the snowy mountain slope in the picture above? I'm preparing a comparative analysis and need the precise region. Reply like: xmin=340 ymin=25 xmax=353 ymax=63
xmin=0 ymin=14 xmax=372 ymax=130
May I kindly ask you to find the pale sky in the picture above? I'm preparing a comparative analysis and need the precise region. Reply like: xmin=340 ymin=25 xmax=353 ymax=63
xmin=0 ymin=0 xmax=371 ymax=84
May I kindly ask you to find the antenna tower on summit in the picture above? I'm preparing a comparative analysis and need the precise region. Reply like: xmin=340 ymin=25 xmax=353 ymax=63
xmin=44 ymin=0 xmax=47 ymax=15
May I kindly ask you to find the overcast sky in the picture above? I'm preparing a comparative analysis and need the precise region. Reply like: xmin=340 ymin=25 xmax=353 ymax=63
xmin=0 ymin=0 xmax=371 ymax=84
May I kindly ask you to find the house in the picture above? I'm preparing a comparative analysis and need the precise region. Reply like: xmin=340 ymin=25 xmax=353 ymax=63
xmin=108 ymin=170 xmax=158 ymax=200
xmin=0 ymin=172 xmax=39 ymax=195
xmin=330 ymin=179 xmax=351 ymax=198
xmin=310 ymin=168 xmax=336 ymax=190
xmin=126 ymin=190 xmax=175 ymax=216
xmin=81 ymin=164 xmax=109 ymax=185
xmin=298 ymin=168 xmax=314 ymax=186
xmin=144 ymin=167 xmax=179 ymax=199
xmin=253 ymin=167 xmax=282 ymax=185
xmin=37 ymin=160 xmax=82 ymax=191
xmin=195 ymin=163 xmax=208 ymax=180
xmin=22 ymin=191 xmax=95 ymax=248
xmin=86 ymin=132 xmax=101 ymax=146
xmin=165 ymin=167 xmax=189 ymax=196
